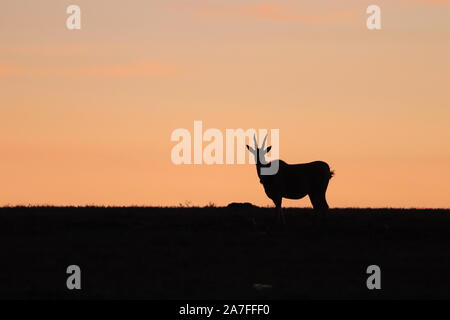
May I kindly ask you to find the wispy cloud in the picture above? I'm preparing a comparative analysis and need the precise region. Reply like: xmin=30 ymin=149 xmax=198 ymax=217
xmin=75 ymin=62 xmax=179 ymax=77
xmin=0 ymin=61 xmax=179 ymax=78
xmin=395 ymin=0 xmax=450 ymax=5
xmin=0 ymin=43 xmax=133 ymax=58
xmin=424 ymin=0 xmax=450 ymax=4
xmin=174 ymin=1 xmax=358 ymax=25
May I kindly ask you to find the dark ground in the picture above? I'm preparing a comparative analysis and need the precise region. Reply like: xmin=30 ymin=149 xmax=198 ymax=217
xmin=1 ymin=206 xmax=450 ymax=299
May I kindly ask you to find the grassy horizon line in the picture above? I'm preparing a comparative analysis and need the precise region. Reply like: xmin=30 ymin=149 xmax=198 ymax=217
xmin=1 ymin=205 xmax=450 ymax=211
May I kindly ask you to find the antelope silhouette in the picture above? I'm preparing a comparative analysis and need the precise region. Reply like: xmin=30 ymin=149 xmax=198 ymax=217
xmin=246 ymin=135 xmax=333 ymax=224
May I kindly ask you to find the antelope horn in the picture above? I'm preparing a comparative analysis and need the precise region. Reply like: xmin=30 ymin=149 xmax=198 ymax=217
xmin=253 ymin=134 xmax=258 ymax=148
xmin=261 ymin=134 xmax=268 ymax=149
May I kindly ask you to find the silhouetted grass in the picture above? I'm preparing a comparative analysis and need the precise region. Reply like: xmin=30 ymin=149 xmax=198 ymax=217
xmin=1 ymin=206 xmax=450 ymax=299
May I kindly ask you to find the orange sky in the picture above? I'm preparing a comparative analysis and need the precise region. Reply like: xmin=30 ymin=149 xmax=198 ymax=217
xmin=1 ymin=0 xmax=449 ymax=208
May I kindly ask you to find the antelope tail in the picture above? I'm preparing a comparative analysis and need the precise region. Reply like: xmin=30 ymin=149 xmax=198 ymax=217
xmin=329 ymin=170 xmax=335 ymax=179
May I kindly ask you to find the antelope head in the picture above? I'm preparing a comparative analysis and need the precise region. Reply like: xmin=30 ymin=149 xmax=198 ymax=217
xmin=246 ymin=134 xmax=272 ymax=168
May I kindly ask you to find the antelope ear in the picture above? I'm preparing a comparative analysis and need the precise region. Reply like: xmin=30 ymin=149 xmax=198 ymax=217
xmin=265 ymin=146 xmax=272 ymax=153
xmin=246 ymin=145 xmax=255 ymax=153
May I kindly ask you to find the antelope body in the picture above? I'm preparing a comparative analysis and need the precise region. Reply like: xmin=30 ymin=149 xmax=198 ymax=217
xmin=247 ymin=136 xmax=333 ymax=223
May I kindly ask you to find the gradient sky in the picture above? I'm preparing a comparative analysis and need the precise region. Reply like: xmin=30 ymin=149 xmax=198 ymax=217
xmin=1 ymin=0 xmax=449 ymax=207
